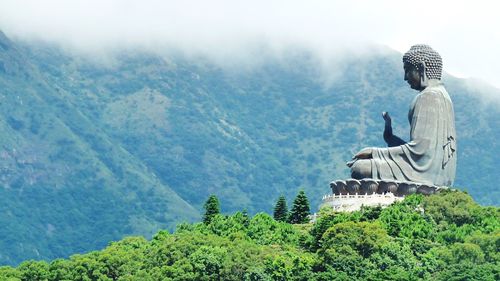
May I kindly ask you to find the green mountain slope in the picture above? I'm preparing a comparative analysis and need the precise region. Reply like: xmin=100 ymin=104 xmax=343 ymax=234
xmin=0 ymin=32 xmax=199 ymax=265
xmin=0 ymin=30 xmax=499 ymax=264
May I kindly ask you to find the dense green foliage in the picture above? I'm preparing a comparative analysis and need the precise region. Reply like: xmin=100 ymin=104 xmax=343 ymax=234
xmin=1 ymin=191 xmax=497 ymax=280
xmin=288 ymin=190 xmax=311 ymax=224
xmin=0 ymin=30 xmax=499 ymax=264
xmin=273 ymin=195 xmax=288 ymax=222
xmin=203 ymin=195 xmax=221 ymax=224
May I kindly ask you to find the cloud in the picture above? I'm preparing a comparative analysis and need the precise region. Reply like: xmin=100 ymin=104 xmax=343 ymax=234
xmin=0 ymin=0 xmax=499 ymax=90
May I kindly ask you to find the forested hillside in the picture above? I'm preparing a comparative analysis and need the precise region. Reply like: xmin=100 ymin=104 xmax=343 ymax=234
xmin=0 ymin=30 xmax=499 ymax=264
xmin=0 ymin=191 xmax=498 ymax=280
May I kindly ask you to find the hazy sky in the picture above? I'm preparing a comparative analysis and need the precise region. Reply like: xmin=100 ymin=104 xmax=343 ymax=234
xmin=1 ymin=0 xmax=499 ymax=89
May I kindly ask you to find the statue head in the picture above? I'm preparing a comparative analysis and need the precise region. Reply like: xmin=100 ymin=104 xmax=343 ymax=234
xmin=402 ymin=44 xmax=442 ymax=90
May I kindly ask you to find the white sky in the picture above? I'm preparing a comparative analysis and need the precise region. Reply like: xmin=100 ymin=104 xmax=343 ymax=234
xmin=1 ymin=0 xmax=500 ymax=89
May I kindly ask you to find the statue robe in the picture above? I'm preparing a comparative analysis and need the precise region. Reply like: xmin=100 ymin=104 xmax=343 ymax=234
xmin=370 ymin=80 xmax=457 ymax=186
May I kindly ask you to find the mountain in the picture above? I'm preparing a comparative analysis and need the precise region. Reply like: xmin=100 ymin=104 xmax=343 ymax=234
xmin=0 ymin=32 xmax=199 ymax=264
xmin=0 ymin=30 xmax=499 ymax=264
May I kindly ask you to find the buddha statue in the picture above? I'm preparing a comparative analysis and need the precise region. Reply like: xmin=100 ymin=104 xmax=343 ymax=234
xmin=347 ymin=44 xmax=457 ymax=187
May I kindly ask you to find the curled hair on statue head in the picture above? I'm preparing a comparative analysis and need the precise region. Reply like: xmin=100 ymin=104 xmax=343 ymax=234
xmin=402 ymin=44 xmax=443 ymax=80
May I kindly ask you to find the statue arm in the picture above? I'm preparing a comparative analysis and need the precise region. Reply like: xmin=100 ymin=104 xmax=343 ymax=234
xmin=384 ymin=129 xmax=406 ymax=147
xmin=375 ymin=92 xmax=440 ymax=159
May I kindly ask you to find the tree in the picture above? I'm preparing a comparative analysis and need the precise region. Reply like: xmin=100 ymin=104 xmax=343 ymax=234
xmin=273 ymin=196 xmax=288 ymax=222
xmin=288 ymin=190 xmax=310 ymax=224
xmin=379 ymin=200 xmax=436 ymax=239
xmin=203 ymin=195 xmax=221 ymax=224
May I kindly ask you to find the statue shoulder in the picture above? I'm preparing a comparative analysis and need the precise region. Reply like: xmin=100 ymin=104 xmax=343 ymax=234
xmin=419 ymin=84 xmax=447 ymax=101
xmin=422 ymin=83 xmax=452 ymax=103
xmin=416 ymin=89 xmax=439 ymax=102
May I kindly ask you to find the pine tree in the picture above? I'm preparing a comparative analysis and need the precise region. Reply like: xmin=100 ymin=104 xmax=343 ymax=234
xmin=288 ymin=190 xmax=310 ymax=224
xmin=273 ymin=195 xmax=288 ymax=222
xmin=273 ymin=195 xmax=288 ymax=221
xmin=203 ymin=194 xmax=220 ymax=224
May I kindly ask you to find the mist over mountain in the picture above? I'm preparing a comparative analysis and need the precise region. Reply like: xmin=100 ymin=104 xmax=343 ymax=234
xmin=0 ymin=30 xmax=498 ymax=265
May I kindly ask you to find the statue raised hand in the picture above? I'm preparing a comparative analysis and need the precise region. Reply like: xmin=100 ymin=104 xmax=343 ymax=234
xmin=382 ymin=111 xmax=406 ymax=147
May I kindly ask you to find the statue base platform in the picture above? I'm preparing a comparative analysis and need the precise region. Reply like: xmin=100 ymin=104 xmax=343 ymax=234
xmin=320 ymin=192 xmax=404 ymax=212
xmin=320 ymin=179 xmax=448 ymax=212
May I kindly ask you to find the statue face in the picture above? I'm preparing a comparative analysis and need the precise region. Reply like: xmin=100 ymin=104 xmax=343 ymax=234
xmin=404 ymin=62 xmax=422 ymax=90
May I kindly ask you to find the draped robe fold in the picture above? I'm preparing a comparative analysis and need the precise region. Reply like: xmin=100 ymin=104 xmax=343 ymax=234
xmin=370 ymin=80 xmax=456 ymax=186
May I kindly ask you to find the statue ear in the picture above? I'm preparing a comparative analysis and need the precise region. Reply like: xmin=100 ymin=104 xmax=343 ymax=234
xmin=418 ymin=62 xmax=426 ymax=76
xmin=418 ymin=61 xmax=428 ymax=87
